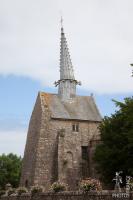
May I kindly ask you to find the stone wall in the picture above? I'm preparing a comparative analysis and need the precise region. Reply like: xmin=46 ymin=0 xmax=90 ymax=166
xmin=20 ymin=93 xmax=53 ymax=190
xmin=20 ymin=93 xmax=43 ymax=187
xmin=1 ymin=191 xmax=132 ymax=200
xmin=51 ymin=119 xmax=101 ymax=190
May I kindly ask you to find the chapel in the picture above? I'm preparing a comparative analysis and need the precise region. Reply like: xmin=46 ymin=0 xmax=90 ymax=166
xmin=20 ymin=23 xmax=102 ymax=190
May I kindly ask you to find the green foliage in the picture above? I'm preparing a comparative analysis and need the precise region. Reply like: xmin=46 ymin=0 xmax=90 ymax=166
xmin=16 ymin=187 xmax=28 ymax=196
xmin=50 ymin=182 xmax=68 ymax=192
xmin=94 ymin=97 xmax=133 ymax=185
xmin=0 ymin=153 xmax=22 ymax=189
xmin=31 ymin=186 xmax=43 ymax=195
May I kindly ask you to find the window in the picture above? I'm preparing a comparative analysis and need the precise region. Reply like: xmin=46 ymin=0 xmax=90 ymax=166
xmin=72 ymin=124 xmax=79 ymax=132
xmin=76 ymin=124 xmax=79 ymax=132
xmin=82 ymin=146 xmax=88 ymax=160
xmin=81 ymin=146 xmax=89 ymax=178
xmin=72 ymin=124 xmax=75 ymax=131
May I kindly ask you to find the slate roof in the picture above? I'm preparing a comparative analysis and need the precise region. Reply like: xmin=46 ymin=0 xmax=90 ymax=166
xmin=40 ymin=92 xmax=102 ymax=122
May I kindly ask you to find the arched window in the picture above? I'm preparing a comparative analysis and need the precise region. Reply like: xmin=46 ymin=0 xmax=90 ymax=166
xmin=66 ymin=151 xmax=73 ymax=168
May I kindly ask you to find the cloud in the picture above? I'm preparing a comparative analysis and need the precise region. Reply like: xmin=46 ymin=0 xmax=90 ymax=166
xmin=0 ymin=117 xmax=28 ymax=132
xmin=0 ymin=0 xmax=133 ymax=94
xmin=0 ymin=130 xmax=26 ymax=156
xmin=0 ymin=116 xmax=28 ymax=156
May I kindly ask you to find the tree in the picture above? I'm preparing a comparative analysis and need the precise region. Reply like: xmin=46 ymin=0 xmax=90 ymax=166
xmin=0 ymin=153 xmax=22 ymax=189
xmin=94 ymin=97 xmax=133 ymax=186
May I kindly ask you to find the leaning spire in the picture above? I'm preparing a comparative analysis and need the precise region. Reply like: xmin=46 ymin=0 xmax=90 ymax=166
xmin=55 ymin=18 xmax=81 ymax=101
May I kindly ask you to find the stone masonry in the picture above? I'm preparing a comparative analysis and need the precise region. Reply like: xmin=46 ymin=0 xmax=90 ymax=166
xmin=1 ymin=191 xmax=132 ymax=200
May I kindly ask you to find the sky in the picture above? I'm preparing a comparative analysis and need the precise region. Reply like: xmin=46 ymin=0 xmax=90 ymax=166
xmin=0 ymin=0 xmax=133 ymax=156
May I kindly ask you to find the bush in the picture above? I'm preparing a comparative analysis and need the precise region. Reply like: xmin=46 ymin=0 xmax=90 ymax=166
xmin=94 ymin=98 xmax=133 ymax=185
xmin=79 ymin=178 xmax=102 ymax=192
xmin=31 ymin=186 xmax=43 ymax=195
xmin=50 ymin=182 xmax=67 ymax=192
xmin=16 ymin=187 xmax=28 ymax=195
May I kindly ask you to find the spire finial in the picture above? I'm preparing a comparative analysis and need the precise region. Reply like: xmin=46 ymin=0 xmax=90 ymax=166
xmin=61 ymin=16 xmax=63 ymax=28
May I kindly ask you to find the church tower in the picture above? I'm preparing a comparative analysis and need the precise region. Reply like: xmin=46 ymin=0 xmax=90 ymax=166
xmin=20 ymin=22 xmax=102 ymax=190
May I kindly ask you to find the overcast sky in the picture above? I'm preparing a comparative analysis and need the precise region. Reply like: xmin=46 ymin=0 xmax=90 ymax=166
xmin=0 ymin=0 xmax=133 ymax=155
